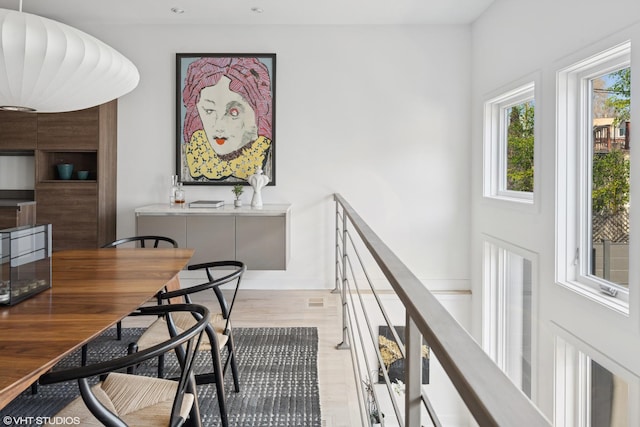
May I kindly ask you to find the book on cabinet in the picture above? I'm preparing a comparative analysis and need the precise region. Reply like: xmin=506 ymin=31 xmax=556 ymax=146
xmin=189 ymin=200 xmax=224 ymax=208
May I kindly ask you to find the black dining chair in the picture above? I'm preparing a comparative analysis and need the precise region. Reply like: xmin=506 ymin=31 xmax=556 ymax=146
xmin=29 ymin=235 xmax=180 ymax=395
xmin=101 ymin=235 xmax=179 ymax=340
xmin=128 ymin=260 xmax=246 ymax=427
xmin=39 ymin=303 xmax=209 ymax=427
xmin=101 ymin=235 xmax=179 ymax=249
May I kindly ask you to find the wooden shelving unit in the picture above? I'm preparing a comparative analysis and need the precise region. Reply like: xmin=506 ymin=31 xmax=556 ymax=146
xmin=0 ymin=101 xmax=117 ymax=251
xmin=36 ymin=151 xmax=98 ymax=181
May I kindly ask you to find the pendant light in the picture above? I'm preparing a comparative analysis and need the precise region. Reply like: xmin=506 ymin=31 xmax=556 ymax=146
xmin=0 ymin=3 xmax=139 ymax=113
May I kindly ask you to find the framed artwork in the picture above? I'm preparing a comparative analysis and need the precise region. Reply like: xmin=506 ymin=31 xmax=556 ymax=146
xmin=176 ymin=53 xmax=276 ymax=185
xmin=378 ymin=326 xmax=429 ymax=384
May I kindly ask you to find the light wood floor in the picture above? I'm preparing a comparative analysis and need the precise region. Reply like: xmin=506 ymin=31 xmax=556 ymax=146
xmin=125 ymin=289 xmax=362 ymax=427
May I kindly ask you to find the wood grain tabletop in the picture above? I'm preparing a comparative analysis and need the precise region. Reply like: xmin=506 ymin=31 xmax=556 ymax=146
xmin=0 ymin=247 xmax=194 ymax=409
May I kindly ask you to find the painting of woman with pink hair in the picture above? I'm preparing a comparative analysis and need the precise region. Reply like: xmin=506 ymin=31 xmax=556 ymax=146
xmin=177 ymin=54 xmax=275 ymax=184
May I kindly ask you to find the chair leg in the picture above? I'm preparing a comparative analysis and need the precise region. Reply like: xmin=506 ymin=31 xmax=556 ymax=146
xmin=116 ymin=321 xmax=122 ymax=340
xmin=158 ymin=354 xmax=165 ymax=378
xmin=81 ymin=344 xmax=88 ymax=366
xmin=211 ymin=347 xmax=229 ymax=427
xmin=124 ymin=340 xmax=162 ymax=377
xmin=227 ymin=336 xmax=240 ymax=393
xmin=185 ymin=376 xmax=203 ymax=427
xmin=127 ymin=343 xmax=138 ymax=374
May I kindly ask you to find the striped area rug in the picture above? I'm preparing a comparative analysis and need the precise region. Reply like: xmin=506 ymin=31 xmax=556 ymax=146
xmin=1 ymin=327 xmax=321 ymax=427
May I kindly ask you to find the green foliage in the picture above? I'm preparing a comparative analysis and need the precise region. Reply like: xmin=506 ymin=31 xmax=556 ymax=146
xmin=592 ymin=68 xmax=631 ymax=214
xmin=605 ymin=67 xmax=630 ymax=126
xmin=232 ymin=184 xmax=244 ymax=199
xmin=592 ymin=149 xmax=630 ymax=214
xmin=504 ymin=69 xmax=630 ymax=215
xmin=506 ymin=102 xmax=535 ymax=192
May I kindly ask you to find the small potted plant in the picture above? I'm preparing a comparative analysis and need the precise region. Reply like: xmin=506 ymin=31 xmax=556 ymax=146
xmin=363 ymin=375 xmax=384 ymax=426
xmin=232 ymin=184 xmax=244 ymax=207
xmin=369 ymin=407 xmax=383 ymax=426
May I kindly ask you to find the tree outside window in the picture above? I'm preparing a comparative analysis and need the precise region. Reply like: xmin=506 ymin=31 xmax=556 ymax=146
xmin=506 ymin=101 xmax=535 ymax=193
xmin=556 ymin=42 xmax=630 ymax=308
xmin=590 ymin=67 xmax=631 ymax=288
xmin=484 ymin=81 xmax=535 ymax=203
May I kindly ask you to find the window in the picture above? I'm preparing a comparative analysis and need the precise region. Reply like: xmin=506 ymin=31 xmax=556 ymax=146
xmin=556 ymin=41 xmax=631 ymax=310
xmin=618 ymin=125 xmax=626 ymax=137
xmin=555 ymin=336 xmax=630 ymax=427
xmin=482 ymin=239 xmax=534 ymax=397
xmin=484 ymin=82 xmax=536 ymax=203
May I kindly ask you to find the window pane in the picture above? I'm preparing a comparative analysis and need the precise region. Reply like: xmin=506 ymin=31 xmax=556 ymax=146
xmin=484 ymin=82 xmax=535 ymax=203
xmin=505 ymin=255 xmax=532 ymax=397
xmin=590 ymin=67 xmax=631 ymax=290
xmin=591 ymin=359 xmax=629 ymax=427
xmin=484 ymin=243 xmax=532 ymax=397
xmin=505 ymin=101 xmax=534 ymax=192
xmin=555 ymin=337 xmax=629 ymax=426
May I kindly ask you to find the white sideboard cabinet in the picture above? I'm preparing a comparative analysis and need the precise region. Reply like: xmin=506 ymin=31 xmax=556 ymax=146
xmin=135 ymin=204 xmax=290 ymax=270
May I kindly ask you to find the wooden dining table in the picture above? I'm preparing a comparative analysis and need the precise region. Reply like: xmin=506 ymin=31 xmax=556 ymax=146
xmin=0 ymin=247 xmax=194 ymax=409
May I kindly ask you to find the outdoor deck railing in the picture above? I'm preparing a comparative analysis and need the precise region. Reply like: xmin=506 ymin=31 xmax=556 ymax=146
xmin=333 ymin=193 xmax=551 ymax=427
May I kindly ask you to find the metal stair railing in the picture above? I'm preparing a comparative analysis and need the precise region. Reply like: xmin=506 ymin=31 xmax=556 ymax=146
xmin=333 ymin=193 xmax=551 ymax=427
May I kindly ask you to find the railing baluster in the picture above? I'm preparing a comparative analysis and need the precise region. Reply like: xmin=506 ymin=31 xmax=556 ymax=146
xmin=337 ymin=201 xmax=350 ymax=350
xmin=405 ymin=316 xmax=421 ymax=427
xmin=333 ymin=202 xmax=341 ymax=294
xmin=333 ymin=193 xmax=551 ymax=427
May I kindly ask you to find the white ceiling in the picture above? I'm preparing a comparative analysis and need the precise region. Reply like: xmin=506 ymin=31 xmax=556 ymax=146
xmin=0 ymin=0 xmax=494 ymax=26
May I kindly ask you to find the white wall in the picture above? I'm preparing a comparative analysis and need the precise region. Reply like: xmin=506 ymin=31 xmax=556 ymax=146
xmin=83 ymin=24 xmax=472 ymax=291
xmin=471 ymin=0 xmax=640 ymax=421
xmin=0 ymin=156 xmax=33 ymax=189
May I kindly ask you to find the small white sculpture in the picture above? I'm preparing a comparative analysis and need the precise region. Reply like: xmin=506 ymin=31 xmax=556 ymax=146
xmin=248 ymin=168 xmax=269 ymax=207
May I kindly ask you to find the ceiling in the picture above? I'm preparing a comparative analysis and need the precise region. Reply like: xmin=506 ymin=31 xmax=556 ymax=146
xmin=0 ymin=0 xmax=494 ymax=26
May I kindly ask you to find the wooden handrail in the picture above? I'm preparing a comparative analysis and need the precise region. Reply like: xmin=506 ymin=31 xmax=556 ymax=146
xmin=334 ymin=193 xmax=551 ymax=427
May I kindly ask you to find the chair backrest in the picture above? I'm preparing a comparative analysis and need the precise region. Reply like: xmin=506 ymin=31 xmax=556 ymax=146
xmin=39 ymin=303 xmax=209 ymax=427
xmin=160 ymin=260 xmax=246 ymax=334
xmin=101 ymin=235 xmax=179 ymax=248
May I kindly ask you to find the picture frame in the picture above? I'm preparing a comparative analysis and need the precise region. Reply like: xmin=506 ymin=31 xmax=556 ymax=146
xmin=378 ymin=325 xmax=429 ymax=384
xmin=176 ymin=53 xmax=276 ymax=186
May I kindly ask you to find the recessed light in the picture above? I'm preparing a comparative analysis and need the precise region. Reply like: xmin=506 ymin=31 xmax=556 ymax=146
xmin=251 ymin=7 xmax=264 ymax=13
xmin=171 ymin=7 xmax=185 ymax=14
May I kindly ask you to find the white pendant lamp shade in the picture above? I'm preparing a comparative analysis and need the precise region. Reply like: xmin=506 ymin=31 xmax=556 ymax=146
xmin=0 ymin=8 xmax=139 ymax=112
